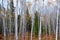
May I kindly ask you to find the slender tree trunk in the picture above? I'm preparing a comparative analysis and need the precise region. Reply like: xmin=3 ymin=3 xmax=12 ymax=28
xmin=31 ymin=15 xmax=35 ymax=40
xmin=39 ymin=17 xmax=41 ymax=40
xmin=3 ymin=17 xmax=6 ymax=40
xmin=56 ymin=6 xmax=59 ymax=40
xmin=15 ymin=13 xmax=18 ymax=40
xmin=2 ymin=0 xmax=6 ymax=40
xmin=49 ymin=13 xmax=51 ymax=36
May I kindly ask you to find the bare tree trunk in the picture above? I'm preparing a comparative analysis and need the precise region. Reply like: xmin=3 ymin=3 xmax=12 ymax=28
xmin=39 ymin=17 xmax=41 ymax=40
xmin=3 ymin=17 xmax=6 ymax=40
xmin=48 ymin=13 xmax=51 ymax=35
xmin=56 ymin=1 xmax=59 ymax=39
xmin=2 ymin=0 xmax=6 ymax=40
xmin=15 ymin=13 xmax=18 ymax=40
xmin=56 ymin=6 xmax=59 ymax=40
xmin=31 ymin=15 xmax=35 ymax=40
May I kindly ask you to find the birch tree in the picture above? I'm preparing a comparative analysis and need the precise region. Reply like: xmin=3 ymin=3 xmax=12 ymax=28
xmin=56 ymin=0 xmax=59 ymax=40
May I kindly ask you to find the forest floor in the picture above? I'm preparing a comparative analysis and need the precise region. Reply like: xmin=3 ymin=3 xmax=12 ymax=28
xmin=0 ymin=32 xmax=60 ymax=40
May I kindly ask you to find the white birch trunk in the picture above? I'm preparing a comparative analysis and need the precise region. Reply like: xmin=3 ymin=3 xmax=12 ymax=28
xmin=15 ymin=0 xmax=18 ymax=40
xmin=56 ymin=5 xmax=59 ymax=40
xmin=39 ymin=17 xmax=41 ymax=40
xmin=3 ymin=17 xmax=6 ymax=40
xmin=56 ymin=0 xmax=59 ymax=40
xmin=15 ymin=13 xmax=18 ymax=40
xmin=31 ymin=15 xmax=34 ymax=40
xmin=2 ymin=0 xmax=6 ymax=40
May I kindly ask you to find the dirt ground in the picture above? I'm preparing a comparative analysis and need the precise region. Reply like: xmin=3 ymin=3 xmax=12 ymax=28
xmin=0 ymin=32 xmax=60 ymax=40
